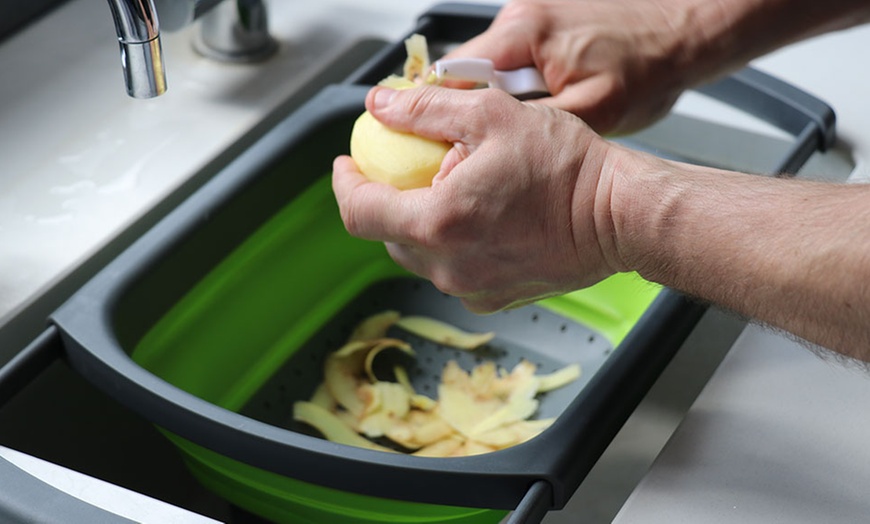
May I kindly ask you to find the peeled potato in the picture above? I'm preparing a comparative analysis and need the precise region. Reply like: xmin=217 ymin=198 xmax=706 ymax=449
xmin=350 ymin=110 xmax=450 ymax=190
xmin=349 ymin=46 xmax=450 ymax=190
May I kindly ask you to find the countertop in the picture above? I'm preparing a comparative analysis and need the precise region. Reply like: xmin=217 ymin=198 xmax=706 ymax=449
xmin=1 ymin=1 xmax=869 ymax=523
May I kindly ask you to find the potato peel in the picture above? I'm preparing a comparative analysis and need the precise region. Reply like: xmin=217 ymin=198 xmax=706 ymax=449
xmin=293 ymin=401 xmax=394 ymax=453
xmin=309 ymin=383 xmax=336 ymax=411
xmin=348 ymin=310 xmax=400 ymax=342
xmin=394 ymin=365 xmax=437 ymax=411
xmin=363 ymin=339 xmax=414 ymax=383
xmin=402 ymin=33 xmax=430 ymax=82
xmin=395 ymin=316 xmax=495 ymax=350
xmin=293 ymin=311 xmax=582 ymax=457
xmin=323 ymin=340 xmax=374 ymax=417
xmin=537 ymin=363 xmax=582 ymax=393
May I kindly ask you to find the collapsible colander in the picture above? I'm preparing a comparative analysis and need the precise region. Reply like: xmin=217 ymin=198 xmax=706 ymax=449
xmin=126 ymin=169 xmax=663 ymax=524
xmin=1 ymin=3 xmax=835 ymax=524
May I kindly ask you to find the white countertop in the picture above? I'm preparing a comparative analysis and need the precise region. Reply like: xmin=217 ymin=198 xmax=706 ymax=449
xmin=2 ymin=2 xmax=870 ymax=524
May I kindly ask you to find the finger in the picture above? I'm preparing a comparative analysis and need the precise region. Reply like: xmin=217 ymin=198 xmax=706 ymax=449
xmin=533 ymin=77 xmax=623 ymax=134
xmin=439 ymin=10 xmax=536 ymax=71
xmin=365 ymin=85 xmax=470 ymax=143
xmin=366 ymin=85 xmax=515 ymax=145
xmin=331 ymin=156 xmax=419 ymax=243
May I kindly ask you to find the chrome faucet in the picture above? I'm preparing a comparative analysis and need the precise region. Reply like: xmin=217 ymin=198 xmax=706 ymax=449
xmin=107 ymin=0 xmax=166 ymax=98
xmin=107 ymin=0 xmax=278 ymax=99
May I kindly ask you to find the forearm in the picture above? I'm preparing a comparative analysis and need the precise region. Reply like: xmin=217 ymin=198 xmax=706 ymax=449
xmin=607 ymin=148 xmax=870 ymax=360
xmin=665 ymin=0 xmax=870 ymax=88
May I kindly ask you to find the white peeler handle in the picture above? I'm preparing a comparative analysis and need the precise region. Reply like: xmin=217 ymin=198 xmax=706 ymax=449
xmin=433 ymin=58 xmax=548 ymax=96
xmin=434 ymin=58 xmax=495 ymax=84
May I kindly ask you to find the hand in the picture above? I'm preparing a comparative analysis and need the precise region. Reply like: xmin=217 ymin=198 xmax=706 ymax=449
xmin=443 ymin=0 xmax=697 ymax=135
xmin=332 ymin=85 xmax=624 ymax=313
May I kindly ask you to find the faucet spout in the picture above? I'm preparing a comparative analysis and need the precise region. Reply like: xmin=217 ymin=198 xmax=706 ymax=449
xmin=107 ymin=0 xmax=168 ymax=98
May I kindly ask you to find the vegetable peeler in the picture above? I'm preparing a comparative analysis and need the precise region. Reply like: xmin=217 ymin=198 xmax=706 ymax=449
xmin=432 ymin=58 xmax=549 ymax=97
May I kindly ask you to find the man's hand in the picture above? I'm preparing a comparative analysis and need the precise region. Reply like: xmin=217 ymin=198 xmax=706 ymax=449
xmin=441 ymin=0 xmax=695 ymax=135
xmin=333 ymin=85 xmax=620 ymax=312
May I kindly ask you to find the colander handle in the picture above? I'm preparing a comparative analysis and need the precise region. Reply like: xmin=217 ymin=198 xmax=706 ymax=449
xmin=695 ymin=66 xmax=835 ymax=174
xmin=505 ymin=481 xmax=552 ymax=524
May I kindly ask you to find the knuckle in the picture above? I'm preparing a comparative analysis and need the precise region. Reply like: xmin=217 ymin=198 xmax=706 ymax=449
xmin=401 ymin=86 xmax=438 ymax=121
xmin=460 ymin=89 xmax=515 ymax=136
xmin=430 ymin=270 xmax=473 ymax=298
xmin=416 ymin=203 xmax=467 ymax=248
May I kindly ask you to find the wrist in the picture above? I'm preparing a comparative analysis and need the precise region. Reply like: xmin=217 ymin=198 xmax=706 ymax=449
xmin=596 ymin=145 xmax=690 ymax=281
xmin=586 ymin=142 xmax=658 ymax=277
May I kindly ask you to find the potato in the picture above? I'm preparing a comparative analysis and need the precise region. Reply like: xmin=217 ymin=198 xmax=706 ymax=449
xmin=349 ymin=38 xmax=451 ymax=190
xmin=350 ymin=108 xmax=450 ymax=190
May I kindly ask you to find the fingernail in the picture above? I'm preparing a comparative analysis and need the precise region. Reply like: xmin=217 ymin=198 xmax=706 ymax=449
xmin=373 ymin=87 xmax=397 ymax=109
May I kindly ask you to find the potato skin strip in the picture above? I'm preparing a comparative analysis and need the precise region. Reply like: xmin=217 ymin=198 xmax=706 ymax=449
xmin=348 ymin=310 xmax=400 ymax=342
xmin=402 ymin=33 xmax=430 ymax=82
xmin=537 ymin=364 xmax=582 ymax=393
xmin=303 ymin=310 xmax=582 ymax=456
xmin=395 ymin=316 xmax=495 ymax=349
xmin=293 ymin=401 xmax=395 ymax=453
xmin=363 ymin=340 xmax=414 ymax=384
